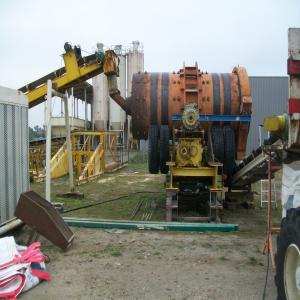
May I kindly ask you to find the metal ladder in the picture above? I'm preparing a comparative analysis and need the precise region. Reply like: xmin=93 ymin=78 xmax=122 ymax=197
xmin=260 ymin=179 xmax=277 ymax=208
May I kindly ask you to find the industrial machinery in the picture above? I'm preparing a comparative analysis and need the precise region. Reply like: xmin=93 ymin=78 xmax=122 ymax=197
xmin=20 ymin=42 xmax=254 ymax=222
xmin=19 ymin=43 xmax=119 ymax=108
xmin=20 ymin=43 xmax=129 ymax=185
xmin=106 ymin=66 xmax=252 ymax=221
xmin=263 ymin=28 xmax=300 ymax=299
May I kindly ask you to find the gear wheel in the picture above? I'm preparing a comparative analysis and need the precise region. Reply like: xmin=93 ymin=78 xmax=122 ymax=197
xmin=182 ymin=103 xmax=199 ymax=130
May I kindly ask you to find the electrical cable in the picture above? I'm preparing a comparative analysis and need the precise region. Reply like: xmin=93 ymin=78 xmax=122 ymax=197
xmin=81 ymin=49 xmax=93 ymax=55
xmin=61 ymin=191 xmax=162 ymax=214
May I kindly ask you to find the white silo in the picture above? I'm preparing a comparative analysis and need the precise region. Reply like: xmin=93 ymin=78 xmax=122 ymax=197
xmin=126 ymin=41 xmax=144 ymax=149
xmin=109 ymin=45 xmax=126 ymax=130
xmin=127 ymin=41 xmax=144 ymax=96
xmin=92 ymin=41 xmax=144 ymax=132
xmin=92 ymin=43 xmax=109 ymax=131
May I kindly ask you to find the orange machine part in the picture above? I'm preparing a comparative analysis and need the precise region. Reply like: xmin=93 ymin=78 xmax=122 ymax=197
xmin=126 ymin=66 xmax=252 ymax=160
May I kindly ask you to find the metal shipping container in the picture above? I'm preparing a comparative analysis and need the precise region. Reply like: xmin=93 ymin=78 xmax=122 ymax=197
xmin=0 ymin=86 xmax=29 ymax=227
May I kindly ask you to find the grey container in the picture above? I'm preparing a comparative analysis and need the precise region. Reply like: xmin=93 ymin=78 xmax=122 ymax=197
xmin=0 ymin=86 xmax=29 ymax=226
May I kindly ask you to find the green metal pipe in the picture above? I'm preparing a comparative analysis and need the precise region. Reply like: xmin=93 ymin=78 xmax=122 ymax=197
xmin=64 ymin=217 xmax=239 ymax=232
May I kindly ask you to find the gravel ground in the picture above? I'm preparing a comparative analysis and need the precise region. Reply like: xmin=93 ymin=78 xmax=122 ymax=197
xmin=18 ymin=163 xmax=279 ymax=299
xmin=17 ymin=222 xmax=277 ymax=300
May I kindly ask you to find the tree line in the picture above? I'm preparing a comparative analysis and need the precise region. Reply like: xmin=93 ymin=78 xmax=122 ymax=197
xmin=29 ymin=125 xmax=46 ymax=141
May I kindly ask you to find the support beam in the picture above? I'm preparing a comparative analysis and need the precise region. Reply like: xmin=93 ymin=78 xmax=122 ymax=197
xmin=63 ymin=92 xmax=74 ymax=192
xmin=172 ymin=167 xmax=216 ymax=177
xmin=84 ymin=88 xmax=87 ymax=130
xmin=45 ymin=80 xmax=52 ymax=202
xmin=20 ymin=48 xmax=119 ymax=108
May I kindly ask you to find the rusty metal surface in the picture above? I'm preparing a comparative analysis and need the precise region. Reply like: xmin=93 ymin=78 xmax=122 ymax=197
xmin=109 ymin=66 xmax=252 ymax=159
xmin=15 ymin=191 xmax=74 ymax=251
xmin=130 ymin=72 xmax=150 ymax=139
xmin=103 ymin=50 xmax=119 ymax=76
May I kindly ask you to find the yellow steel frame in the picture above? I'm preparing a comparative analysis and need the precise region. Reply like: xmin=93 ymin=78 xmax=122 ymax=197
xmin=29 ymin=150 xmax=44 ymax=177
xmin=166 ymin=162 xmax=221 ymax=191
xmin=108 ymin=134 xmax=118 ymax=162
xmin=24 ymin=49 xmax=118 ymax=107
xmin=29 ymin=139 xmax=65 ymax=181
xmin=72 ymin=131 xmax=106 ymax=185
xmin=51 ymin=142 xmax=69 ymax=179
xmin=172 ymin=167 xmax=216 ymax=177
xmin=72 ymin=130 xmax=127 ymax=184
xmin=29 ymin=130 xmax=127 ymax=184
xmin=105 ymin=130 xmax=128 ymax=172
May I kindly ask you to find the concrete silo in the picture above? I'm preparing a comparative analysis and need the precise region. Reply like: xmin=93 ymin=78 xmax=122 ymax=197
xmin=126 ymin=41 xmax=144 ymax=150
xmin=92 ymin=43 xmax=109 ymax=131
xmin=109 ymin=45 xmax=126 ymax=130
xmin=92 ymin=41 xmax=144 ymax=132
xmin=127 ymin=41 xmax=144 ymax=96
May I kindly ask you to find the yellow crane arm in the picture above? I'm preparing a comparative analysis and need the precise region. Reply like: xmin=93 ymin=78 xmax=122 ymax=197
xmin=19 ymin=46 xmax=119 ymax=108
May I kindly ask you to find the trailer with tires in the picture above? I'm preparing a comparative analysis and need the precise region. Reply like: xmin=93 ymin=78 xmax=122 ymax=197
xmin=263 ymin=28 xmax=300 ymax=299
xmin=106 ymin=65 xmax=252 ymax=221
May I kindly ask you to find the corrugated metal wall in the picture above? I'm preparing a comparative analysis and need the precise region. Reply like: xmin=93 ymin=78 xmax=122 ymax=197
xmin=0 ymin=101 xmax=28 ymax=225
xmin=246 ymin=76 xmax=288 ymax=155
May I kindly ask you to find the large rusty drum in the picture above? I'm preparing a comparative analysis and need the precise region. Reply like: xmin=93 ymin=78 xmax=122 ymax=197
xmin=109 ymin=66 xmax=252 ymax=160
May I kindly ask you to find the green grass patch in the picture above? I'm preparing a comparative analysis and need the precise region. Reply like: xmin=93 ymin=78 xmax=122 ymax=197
xmin=30 ymin=163 xmax=166 ymax=221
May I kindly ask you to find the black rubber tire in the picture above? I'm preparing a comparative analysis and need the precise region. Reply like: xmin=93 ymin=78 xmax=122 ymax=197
xmin=160 ymin=125 xmax=169 ymax=174
xmin=224 ymin=126 xmax=236 ymax=176
xmin=148 ymin=125 xmax=159 ymax=174
xmin=211 ymin=127 xmax=224 ymax=164
xmin=275 ymin=207 xmax=300 ymax=300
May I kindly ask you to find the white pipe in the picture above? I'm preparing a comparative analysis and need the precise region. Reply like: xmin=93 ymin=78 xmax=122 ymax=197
xmin=52 ymin=89 xmax=67 ymax=99
xmin=44 ymin=102 xmax=47 ymax=129
xmin=64 ymin=92 xmax=74 ymax=192
xmin=77 ymin=98 xmax=78 ymax=118
xmin=84 ymin=88 xmax=87 ymax=130
xmin=259 ymin=125 xmax=262 ymax=146
xmin=0 ymin=219 xmax=23 ymax=236
xmin=45 ymin=80 xmax=52 ymax=202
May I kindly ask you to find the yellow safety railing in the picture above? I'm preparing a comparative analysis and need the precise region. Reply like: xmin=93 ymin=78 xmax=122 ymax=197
xmin=29 ymin=130 xmax=128 ymax=184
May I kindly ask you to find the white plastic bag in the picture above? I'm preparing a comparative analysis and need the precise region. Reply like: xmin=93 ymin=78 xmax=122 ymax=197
xmin=0 ymin=236 xmax=51 ymax=299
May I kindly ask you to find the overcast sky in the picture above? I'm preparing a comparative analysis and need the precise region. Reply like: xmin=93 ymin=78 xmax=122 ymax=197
xmin=0 ymin=0 xmax=299 ymax=126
